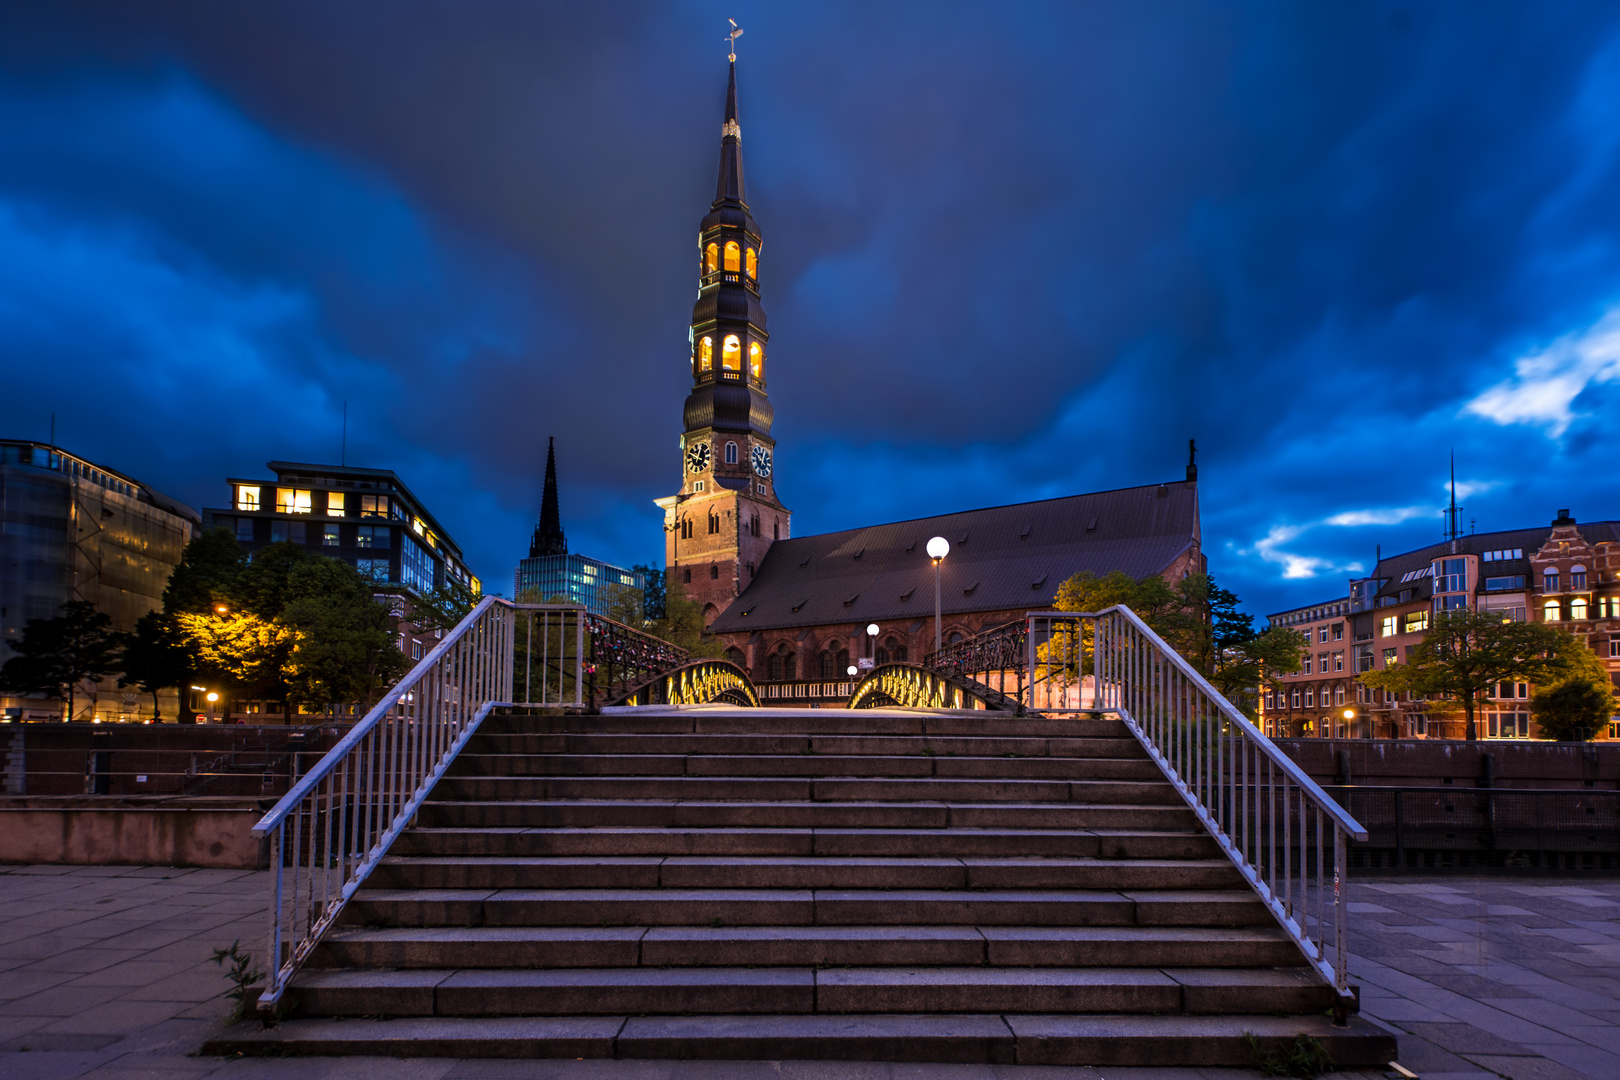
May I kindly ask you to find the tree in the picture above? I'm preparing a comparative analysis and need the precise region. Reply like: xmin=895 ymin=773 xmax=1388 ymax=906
xmin=116 ymin=610 xmax=191 ymax=722
xmin=0 ymin=601 xmax=123 ymax=721
xmin=1053 ymin=569 xmax=1211 ymax=671
xmin=1530 ymin=644 xmax=1617 ymax=741
xmin=634 ymin=565 xmax=666 ymax=621
xmin=650 ymin=577 xmax=724 ymax=658
xmin=409 ymin=578 xmax=480 ymax=636
xmin=1358 ymin=609 xmax=1578 ymax=741
xmin=1214 ymin=626 xmax=1307 ymax=719
xmin=280 ymin=558 xmax=412 ymax=712
xmin=601 ymin=582 xmax=648 ymax=629
xmin=162 ymin=528 xmax=245 ymax=614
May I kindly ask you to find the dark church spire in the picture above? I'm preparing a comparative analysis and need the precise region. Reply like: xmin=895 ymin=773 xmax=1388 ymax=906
xmin=529 ymin=437 xmax=567 ymax=558
xmin=715 ymin=61 xmax=745 ymax=205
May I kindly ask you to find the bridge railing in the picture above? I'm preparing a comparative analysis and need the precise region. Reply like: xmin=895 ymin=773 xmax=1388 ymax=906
xmin=930 ymin=607 xmax=1368 ymax=1008
xmin=251 ymin=600 xmax=696 ymax=1015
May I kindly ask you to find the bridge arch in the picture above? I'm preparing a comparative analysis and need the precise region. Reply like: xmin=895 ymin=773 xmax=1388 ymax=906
xmin=613 ymin=659 xmax=760 ymax=708
xmin=847 ymin=663 xmax=1016 ymax=712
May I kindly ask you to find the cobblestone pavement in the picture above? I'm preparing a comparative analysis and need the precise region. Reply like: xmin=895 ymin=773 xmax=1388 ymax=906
xmin=1 ymin=864 xmax=1616 ymax=1079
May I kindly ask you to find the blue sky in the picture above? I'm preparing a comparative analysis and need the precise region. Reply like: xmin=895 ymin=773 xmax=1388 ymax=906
xmin=4 ymin=2 xmax=1620 ymax=618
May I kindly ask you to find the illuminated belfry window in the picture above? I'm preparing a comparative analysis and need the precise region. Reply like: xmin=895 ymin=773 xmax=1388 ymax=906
xmin=749 ymin=341 xmax=763 ymax=379
xmin=722 ymin=334 xmax=741 ymax=372
xmin=724 ymin=240 xmax=740 ymax=271
xmin=746 ymin=247 xmax=757 ymax=278
xmin=705 ymin=243 xmax=718 ymax=273
xmin=699 ymin=336 xmax=713 ymax=371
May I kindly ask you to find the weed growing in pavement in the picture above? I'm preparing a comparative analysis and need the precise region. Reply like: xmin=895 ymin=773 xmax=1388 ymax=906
xmin=1243 ymin=1032 xmax=1336 ymax=1079
xmin=211 ymin=940 xmax=265 ymax=1023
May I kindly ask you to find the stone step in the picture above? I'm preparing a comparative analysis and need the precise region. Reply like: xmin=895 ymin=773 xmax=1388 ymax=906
xmin=370 ymin=855 xmax=1243 ymax=892
xmin=343 ymin=887 xmax=1271 ymax=929
xmin=203 ymin=1012 xmax=1397 ymax=1067
xmin=479 ymin=711 xmax=1129 ymax=741
xmin=205 ymin=1011 xmax=1396 ymax=1066
xmin=314 ymin=924 xmax=1304 ymax=970
xmin=282 ymin=965 xmax=1331 ymax=1018
xmin=446 ymin=753 xmax=1160 ymax=780
xmin=392 ymin=825 xmax=1219 ymax=860
xmin=416 ymin=799 xmax=1199 ymax=831
xmin=465 ymin=733 xmax=1142 ymax=759
xmin=430 ymin=776 xmax=1180 ymax=805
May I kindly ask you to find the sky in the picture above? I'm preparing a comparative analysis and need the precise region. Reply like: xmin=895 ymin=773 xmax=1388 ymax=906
xmin=4 ymin=1 xmax=1620 ymax=620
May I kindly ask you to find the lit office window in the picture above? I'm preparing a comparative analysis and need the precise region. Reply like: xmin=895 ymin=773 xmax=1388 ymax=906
xmin=236 ymin=486 xmax=261 ymax=511
xmin=276 ymin=488 xmax=312 ymax=514
xmin=328 ymin=493 xmax=346 ymax=516
xmin=360 ymin=495 xmax=388 ymax=518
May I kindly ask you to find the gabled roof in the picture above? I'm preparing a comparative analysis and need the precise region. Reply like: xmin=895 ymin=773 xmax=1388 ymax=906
xmin=1367 ymin=521 xmax=1620 ymax=601
xmin=709 ymin=480 xmax=1199 ymax=634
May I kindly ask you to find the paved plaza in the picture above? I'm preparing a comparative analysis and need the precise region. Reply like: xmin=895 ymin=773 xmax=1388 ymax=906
xmin=0 ymin=864 xmax=1615 ymax=1079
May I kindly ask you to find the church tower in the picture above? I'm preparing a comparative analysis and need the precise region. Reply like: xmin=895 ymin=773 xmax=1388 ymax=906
xmin=655 ymin=53 xmax=789 ymax=626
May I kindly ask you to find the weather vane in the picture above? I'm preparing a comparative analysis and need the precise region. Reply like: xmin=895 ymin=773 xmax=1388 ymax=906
xmin=726 ymin=18 xmax=743 ymax=62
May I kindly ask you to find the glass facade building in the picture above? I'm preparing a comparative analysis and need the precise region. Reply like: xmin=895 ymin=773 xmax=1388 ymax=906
xmin=515 ymin=554 xmax=644 ymax=618
xmin=1 ymin=440 xmax=200 ymax=722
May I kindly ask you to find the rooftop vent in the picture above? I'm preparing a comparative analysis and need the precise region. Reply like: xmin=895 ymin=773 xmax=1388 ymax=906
xmin=790 ymin=598 xmax=808 ymax=613
xmin=958 ymin=532 xmax=970 ymax=544
xmin=853 ymin=547 xmax=864 ymax=560
xmin=963 ymin=580 xmax=980 ymax=595
xmin=905 ymin=541 xmax=916 ymax=553
xmin=1031 ymin=573 xmax=1048 ymax=590
xmin=842 ymin=593 xmax=860 ymax=607
xmin=799 ymin=555 xmax=812 ymax=567
xmin=1157 ymin=484 xmax=1168 ymax=497
xmin=1086 ymin=517 xmax=1098 ymax=532
xmin=899 ymin=587 xmax=916 ymax=602
xmin=1020 ymin=525 xmax=1031 ymax=539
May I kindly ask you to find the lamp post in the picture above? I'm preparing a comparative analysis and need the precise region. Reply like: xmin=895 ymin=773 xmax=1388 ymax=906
xmin=926 ymin=536 xmax=950 ymax=652
xmin=1343 ymin=707 xmax=1356 ymax=740
xmin=866 ymin=623 xmax=880 ymax=670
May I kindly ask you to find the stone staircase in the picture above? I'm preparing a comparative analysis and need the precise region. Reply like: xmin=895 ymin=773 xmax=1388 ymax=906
xmin=208 ymin=706 xmax=1395 ymax=1067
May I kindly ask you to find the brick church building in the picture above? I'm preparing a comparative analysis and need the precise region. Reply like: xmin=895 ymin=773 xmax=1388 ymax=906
xmin=657 ymin=57 xmax=1203 ymax=700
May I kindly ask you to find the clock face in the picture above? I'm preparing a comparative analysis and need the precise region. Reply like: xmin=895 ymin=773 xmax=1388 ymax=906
xmin=750 ymin=445 xmax=773 ymax=478
xmin=686 ymin=443 xmax=711 ymax=473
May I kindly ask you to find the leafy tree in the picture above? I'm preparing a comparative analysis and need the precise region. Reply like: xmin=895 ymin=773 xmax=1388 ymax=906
xmin=175 ymin=608 xmax=299 ymax=712
xmin=1214 ymin=626 xmax=1308 ymax=719
xmin=408 ymin=578 xmax=480 ymax=636
xmin=116 ymin=610 xmax=191 ymax=722
xmin=1053 ymin=570 xmax=1210 ymax=669
xmin=162 ymin=528 xmax=245 ymax=614
xmin=634 ymin=564 xmax=666 ymax=621
xmin=0 ymin=601 xmax=123 ymax=722
xmin=1530 ymin=644 xmax=1617 ymax=741
xmin=1358 ymin=609 xmax=1579 ymax=741
xmin=280 ymin=558 xmax=412 ymax=711
xmin=601 ymin=582 xmax=648 ymax=629
xmin=651 ymin=577 xmax=724 ymax=658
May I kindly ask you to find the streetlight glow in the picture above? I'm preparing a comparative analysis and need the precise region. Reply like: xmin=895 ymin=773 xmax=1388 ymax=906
xmin=846 ymin=665 xmax=858 ymax=677
xmin=866 ymin=623 xmax=880 ymax=637
xmin=926 ymin=536 xmax=950 ymax=560
xmin=926 ymin=537 xmax=949 ymax=652
xmin=1342 ymin=709 xmax=1354 ymax=720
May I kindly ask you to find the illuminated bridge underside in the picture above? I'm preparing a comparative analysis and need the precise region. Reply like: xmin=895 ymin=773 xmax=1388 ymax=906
xmin=847 ymin=664 xmax=1017 ymax=712
xmin=616 ymin=660 xmax=759 ymax=708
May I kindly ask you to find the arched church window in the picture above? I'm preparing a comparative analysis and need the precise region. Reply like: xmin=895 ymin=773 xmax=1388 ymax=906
xmin=949 ymin=632 xmax=963 ymax=644
xmin=749 ymin=342 xmax=763 ymax=379
xmin=784 ymin=652 xmax=797 ymax=680
xmin=836 ymin=647 xmax=850 ymax=674
xmin=725 ymin=647 xmax=744 ymax=668
xmin=722 ymin=334 xmax=741 ymax=372
xmin=710 ymin=564 xmax=719 ymax=580
xmin=875 ymin=644 xmax=889 ymax=665
xmin=724 ymin=241 xmax=740 ymax=272
xmin=699 ymin=336 xmax=713 ymax=371
xmin=705 ymin=243 xmax=718 ymax=274
xmin=746 ymin=247 xmax=757 ymax=278
xmin=773 ymin=519 xmax=779 ymax=540
xmin=683 ymin=567 xmax=692 ymax=583
xmin=818 ymin=651 xmax=834 ymax=678
xmin=725 ymin=442 xmax=738 ymax=465
xmin=768 ymin=652 xmax=783 ymax=680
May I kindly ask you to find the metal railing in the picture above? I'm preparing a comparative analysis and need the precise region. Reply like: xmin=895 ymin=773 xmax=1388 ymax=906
xmin=250 ymin=600 xmax=700 ymax=1014
xmin=1087 ymin=606 xmax=1367 ymax=1010
xmin=932 ymin=607 xmax=1368 ymax=1009
xmin=251 ymin=596 xmax=515 ymax=1014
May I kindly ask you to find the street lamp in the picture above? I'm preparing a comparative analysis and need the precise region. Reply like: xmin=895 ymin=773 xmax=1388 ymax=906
xmin=205 ymin=691 xmax=219 ymax=725
xmin=1343 ymin=707 xmax=1356 ymax=739
xmin=866 ymin=623 xmax=880 ymax=670
xmin=926 ymin=537 xmax=950 ymax=652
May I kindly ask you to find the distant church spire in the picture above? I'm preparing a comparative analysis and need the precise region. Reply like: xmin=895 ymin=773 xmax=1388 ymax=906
xmin=529 ymin=437 xmax=567 ymax=558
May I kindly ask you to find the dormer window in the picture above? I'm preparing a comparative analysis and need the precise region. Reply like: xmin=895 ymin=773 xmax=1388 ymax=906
xmin=724 ymin=241 xmax=741 ymax=272
xmin=705 ymin=243 xmax=718 ymax=273
xmin=722 ymin=334 xmax=741 ymax=372
xmin=746 ymin=247 xmax=757 ymax=278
